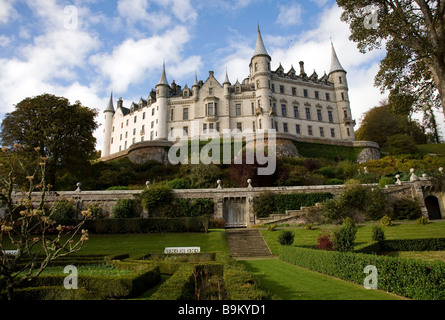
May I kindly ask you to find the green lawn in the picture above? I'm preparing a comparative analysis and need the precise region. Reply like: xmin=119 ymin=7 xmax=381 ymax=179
xmin=261 ymin=220 xmax=445 ymax=255
xmin=240 ymin=258 xmax=404 ymax=300
xmin=416 ymin=143 xmax=445 ymax=155
xmin=78 ymin=229 xmax=228 ymax=257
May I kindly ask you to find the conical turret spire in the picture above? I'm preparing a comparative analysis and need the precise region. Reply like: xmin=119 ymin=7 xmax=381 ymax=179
xmin=223 ymin=70 xmax=231 ymax=85
xmin=329 ymin=42 xmax=345 ymax=74
xmin=157 ymin=62 xmax=169 ymax=86
xmin=104 ymin=92 xmax=115 ymax=113
xmin=253 ymin=25 xmax=270 ymax=58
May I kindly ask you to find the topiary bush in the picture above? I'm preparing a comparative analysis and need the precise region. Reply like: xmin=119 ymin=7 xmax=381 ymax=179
xmin=278 ymin=230 xmax=294 ymax=246
xmin=380 ymin=215 xmax=392 ymax=227
xmin=112 ymin=199 xmax=137 ymax=218
xmin=332 ymin=218 xmax=357 ymax=252
xmin=372 ymin=225 xmax=386 ymax=242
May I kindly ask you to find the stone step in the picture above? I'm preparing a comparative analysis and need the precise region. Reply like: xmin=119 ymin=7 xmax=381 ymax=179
xmin=226 ymin=229 xmax=273 ymax=259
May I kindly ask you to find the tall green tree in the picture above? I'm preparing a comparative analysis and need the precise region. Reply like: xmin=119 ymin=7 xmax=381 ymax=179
xmin=0 ymin=94 xmax=98 ymax=187
xmin=356 ymin=102 xmax=427 ymax=147
xmin=337 ymin=0 xmax=445 ymax=121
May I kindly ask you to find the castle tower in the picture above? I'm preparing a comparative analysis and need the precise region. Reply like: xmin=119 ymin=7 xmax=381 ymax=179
xmin=328 ymin=42 xmax=355 ymax=140
xmin=192 ymin=73 xmax=200 ymax=102
xmin=102 ymin=92 xmax=115 ymax=157
xmin=250 ymin=26 xmax=272 ymax=130
xmin=156 ymin=63 xmax=170 ymax=140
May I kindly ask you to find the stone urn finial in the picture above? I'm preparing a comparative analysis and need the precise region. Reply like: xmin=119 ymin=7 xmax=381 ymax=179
xmin=410 ymin=168 xmax=419 ymax=182
xmin=395 ymin=174 xmax=402 ymax=186
xmin=217 ymin=180 xmax=222 ymax=189
xmin=247 ymin=179 xmax=252 ymax=189
xmin=146 ymin=181 xmax=150 ymax=189
xmin=75 ymin=182 xmax=81 ymax=192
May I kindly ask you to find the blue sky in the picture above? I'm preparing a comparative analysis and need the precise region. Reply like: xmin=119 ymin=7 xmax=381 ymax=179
xmin=1 ymin=0 xmax=441 ymax=149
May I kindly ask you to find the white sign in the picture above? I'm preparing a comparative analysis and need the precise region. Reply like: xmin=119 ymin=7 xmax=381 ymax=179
xmin=3 ymin=250 xmax=18 ymax=255
xmin=164 ymin=247 xmax=201 ymax=254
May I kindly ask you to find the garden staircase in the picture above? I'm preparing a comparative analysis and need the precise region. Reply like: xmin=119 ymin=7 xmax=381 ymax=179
xmin=226 ymin=229 xmax=273 ymax=260
xmin=256 ymin=203 xmax=322 ymax=225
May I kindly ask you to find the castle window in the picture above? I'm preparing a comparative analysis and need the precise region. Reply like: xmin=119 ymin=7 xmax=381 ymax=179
xmin=255 ymin=63 xmax=258 ymax=72
xmin=112 ymin=126 xmax=115 ymax=132
xmin=326 ymin=93 xmax=330 ymax=101
xmin=143 ymin=112 xmax=146 ymax=120
xmin=315 ymin=91 xmax=319 ymax=99
xmin=183 ymin=127 xmax=189 ymax=136
xmin=283 ymin=123 xmax=288 ymax=133
xmin=203 ymin=123 xmax=207 ymax=132
xmin=170 ymin=109 xmax=174 ymax=121
xmin=251 ymin=102 xmax=255 ymax=115
xmin=134 ymin=116 xmax=137 ymax=123
xmin=341 ymin=92 xmax=345 ymax=100
xmin=126 ymin=119 xmax=129 ymax=126
xmin=294 ymin=106 xmax=299 ymax=118
xmin=207 ymin=103 xmax=215 ymax=116
xmin=133 ymin=128 xmax=136 ymax=136
xmin=304 ymin=89 xmax=308 ymax=98
xmin=253 ymin=122 xmax=256 ymax=132
xmin=275 ymin=121 xmax=278 ymax=132
xmin=281 ymin=105 xmax=287 ymax=117
xmin=150 ymin=131 xmax=154 ymax=140
xmin=124 ymin=141 xmax=127 ymax=149
xmin=271 ymin=84 xmax=275 ymax=93
xmin=235 ymin=86 xmax=240 ymax=93
xmin=317 ymin=109 xmax=322 ymax=121
xmin=111 ymin=138 xmax=113 ymax=144
xmin=257 ymin=80 xmax=260 ymax=89
xmin=308 ymin=126 xmax=313 ymax=136
xmin=152 ymin=108 xmax=155 ymax=116
xmin=339 ymin=76 xmax=342 ymax=84
xmin=132 ymin=137 xmax=135 ymax=144
xmin=296 ymin=124 xmax=301 ymax=134
xmin=328 ymin=111 xmax=333 ymax=123
xmin=151 ymin=121 xmax=154 ymax=129
xmin=125 ymin=132 xmax=128 ymax=138
xmin=236 ymin=123 xmax=242 ymax=132
xmin=183 ymin=108 xmax=189 ymax=120
xmin=216 ymin=123 xmax=220 ymax=132
xmin=344 ymin=110 xmax=348 ymax=119
xmin=236 ymin=104 xmax=242 ymax=116
xmin=292 ymin=87 xmax=296 ymax=96
xmin=184 ymin=90 xmax=189 ymax=98
xmin=209 ymin=88 xmax=213 ymax=95
xmin=305 ymin=108 xmax=311 ymax=120
xmin=347 ymin=128 xmax=351 ymax=137
xmin=121 ymin=123 xmax=123 ymax=128
xmin=331 ymin=128 xmax=335 ymax=138
xmin=319 ymin=127 xmax=324 ymax=137
xmin=280 ymin=85 xmax=284 ymax=94
xmin=120 ymin=134 xmax=122 ymax=141
xmin=209 ymin=123 xmax=214 ymax=131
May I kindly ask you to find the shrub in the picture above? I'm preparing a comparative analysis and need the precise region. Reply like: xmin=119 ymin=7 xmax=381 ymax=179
xmin=50 ymin=198 xmax=75 ymax=223
xmin=332 ymin=218 xmax=357 ymax=252
xmin=384 ymin=134 xmax=417 ymax=155
xmin=87 ymin=202 xmax=106 ymax=219
xmin=317 ymin=231 xmax=333 ymax=251
xmin=140 ymin=185 xmax=174 ymax=217
xmin=371 ymin=225 xmax=386 ymax=242
xmin=304 ymin=223 xmax=314 ymax=230
xmin=165 ymin=178 xmax=190 ymax=189
xmin=253 ymin=191 xmax=276 ymax=218
xmin=267 ymin=224 xmax=277 ymax=231
xmin=378 ymin=176 xmax=395 ymax=188
xmin=391 ymin=197 xmax=422 ymax=220
xmin=112 ymin=199 xmax=137 ymax=218
xmin=278 ymin=230 xmax=294 ymax=246
xmin=380 ymin=215 xmax=392 ymax=227
xmin=417 ymin=216 xmax=429 ymax=225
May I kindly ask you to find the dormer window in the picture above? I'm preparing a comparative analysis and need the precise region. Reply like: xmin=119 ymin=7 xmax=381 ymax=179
xmin=209 ymin=88 xmax=213 ymax=95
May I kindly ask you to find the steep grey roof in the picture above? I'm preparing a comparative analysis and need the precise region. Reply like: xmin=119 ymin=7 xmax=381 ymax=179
xmin=157 ymin=62 xmax=169 ymax=86
xmin=253 ymin=26 xmax=270 ymax=58
xmin=104 ymin=92 xmax=115 ymax=113
xmin=330 ymin=42 xmax=346 ymax=74
xmin=193 ymin=73 xmax=199 ymax=87
xmin=223 ymin=70 xmax=231 ymax=85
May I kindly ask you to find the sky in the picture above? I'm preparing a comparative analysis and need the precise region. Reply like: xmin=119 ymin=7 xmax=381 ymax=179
xmin=0 ymin=0 xmax=443 ymax=151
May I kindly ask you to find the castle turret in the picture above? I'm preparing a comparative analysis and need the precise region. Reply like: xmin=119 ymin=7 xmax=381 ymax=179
xmin=250 ymin=26 xmax=272 ymax=131
xmin=102 ymin=92 xmax=115 ymax=157
xmin=223 ymin=70 xmax=231 ymax=97
xmin=156 ymin=63 xmax=170 ymax=140
xmin=192 ymin=73 xmax=200 ymax=102
xmin=328 ymin=42 xmax=355 ymax=140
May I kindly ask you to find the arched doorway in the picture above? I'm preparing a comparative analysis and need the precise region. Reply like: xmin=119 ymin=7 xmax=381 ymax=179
xmin=425 ymin=196 xmax=442 ymax=220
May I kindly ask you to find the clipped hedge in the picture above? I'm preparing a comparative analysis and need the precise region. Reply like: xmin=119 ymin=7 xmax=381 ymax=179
xmin=278 ymin=246 xmax=445 ymax=300
xmin=381 ymin=238 xmax=445 ymax=252
xmin=149 ymin=265 xmax=195 ymax=300
xmin=20 ymin=264 xmax=161 ymax=300
xmin=82 ymin=217 xmax=209 ymax=234
xmin=1 ymin=286 xmax=94 ymax=300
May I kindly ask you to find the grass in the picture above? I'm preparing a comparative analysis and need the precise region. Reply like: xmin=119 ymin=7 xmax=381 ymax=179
xmin=79 ymin=229 xmax=228 ymax=257
xmin=37 ymin=264 xmax=134 ymax=276
xmin=260 ymin=220 xmax=445 ymax=255
xmin=383 ymin=251 xmax=445 ymax=263
xmin=416 ymin=143 xmax=445 ymax=155
xmin=240 ymin=258 xmax=404 ymax=300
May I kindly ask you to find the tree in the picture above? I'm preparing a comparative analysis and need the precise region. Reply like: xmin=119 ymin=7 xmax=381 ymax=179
xmin=0 ymin=145 xmax=91 ymax=300
xmin=0 ymin=94 xmax=99 ymax=188
xmin=337 ymin=0 xmax=445 ymax=122
xmin=356 ymin=102 xmax=427 ymax=147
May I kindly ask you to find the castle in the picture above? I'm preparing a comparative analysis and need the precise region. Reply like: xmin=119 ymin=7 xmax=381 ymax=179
xmin=101 ymin=27 xmax=380 ymax=164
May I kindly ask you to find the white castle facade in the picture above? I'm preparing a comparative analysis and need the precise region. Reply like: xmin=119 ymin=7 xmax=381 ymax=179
xmin=101 ymin=27 xmax=357 ymax=159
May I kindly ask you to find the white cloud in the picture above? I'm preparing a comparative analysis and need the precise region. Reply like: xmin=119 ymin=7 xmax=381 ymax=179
xmin=0 ymin=0 xmax=18 ymax=24
xmin=90 ymin=26 xmax=202 ymax=93
xmin=276 ymin=3 xmax=303 ymax=27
